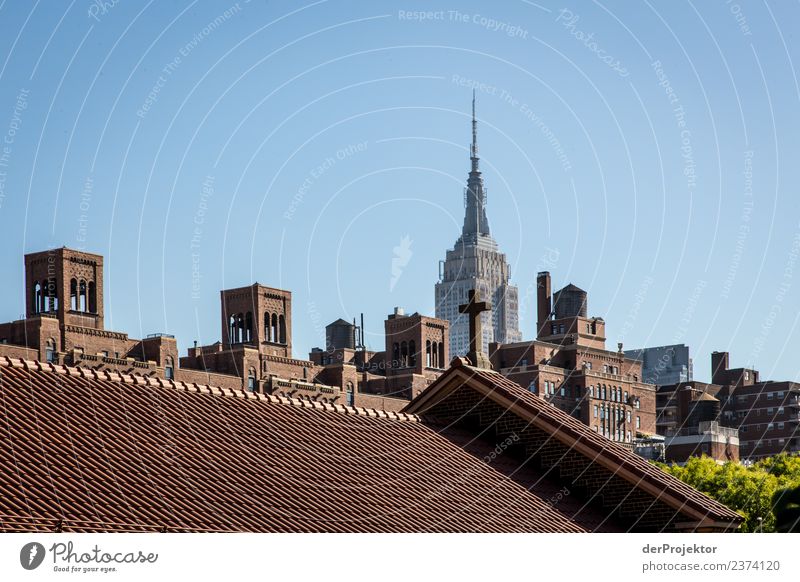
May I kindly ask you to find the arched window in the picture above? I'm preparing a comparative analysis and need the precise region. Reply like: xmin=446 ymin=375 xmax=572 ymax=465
xmin=271 ymin=314 xmax=278 ymax=344
xmin=237 ymin=313 xmax=245 ymax=343
xmin=425 ymin=340 xmax=432 ymax=367
xmin=346 ymin=381 xmax=354 ymax=406
xmin=33 ymin=281 xmax=42 ymax=313
xmin=47 ymin=278 xmax=58 ymax=311
xmin=278 ymin=315 xmax=286 ymax=344
xmin=78 ymin=280 xmax=87 ymax=312
xmin=88 ymin=282 xmax=97 ymax=313
xmin=392 ymin=342 xmax=399 ymax=367
xmin=245 ymin=312 xmax=253 ymax=342
xmin=438 ymin=342 xmax=445 ymax=368
xmin=264 ymin=312 xmax=272 ymax=342
xmin=165 ymin=356 xmax=174 ymax=380
xmin=70 ymin=279 xmax=78 ymax=311
xmin=400 ymin=341 xmax=408 ymax=367
xmin=229 ymin=315 xmax=237 ymax=343
xmin=247 ymin=368 xmax=256 ymax=392
xmin=45 ymin=338 xmax=56 ymax=363
xmin=42 ymin=281 xmax=53 ymax=312
xmin=408 ymin=340 xmax=416 ymax=367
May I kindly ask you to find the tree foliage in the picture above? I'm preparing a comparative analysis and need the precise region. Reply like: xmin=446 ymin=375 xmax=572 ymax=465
xmin=657 ymin=453 xmax=800 ymax=532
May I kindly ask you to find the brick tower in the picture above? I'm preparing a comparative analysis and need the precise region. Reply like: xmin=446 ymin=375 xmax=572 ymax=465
xmin=25 ymin=247 xmax=105 ymax=330
xmin=220 ymin=283 xmax=292 ymax=358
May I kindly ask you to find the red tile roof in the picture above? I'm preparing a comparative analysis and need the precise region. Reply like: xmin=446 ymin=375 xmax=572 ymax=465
xmin=0 ymin=357 xmax=618 ymax=533
xmin=405 ymin=359 xmax=743 ymax=530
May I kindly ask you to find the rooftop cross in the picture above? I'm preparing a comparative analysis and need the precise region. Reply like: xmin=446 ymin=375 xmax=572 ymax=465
xmin=459 ymin=289 xmax=492 ymax=369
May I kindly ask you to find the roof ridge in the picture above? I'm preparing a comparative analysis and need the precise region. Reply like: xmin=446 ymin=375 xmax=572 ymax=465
xmin=0 ymin=356 xmax=420 ymax=423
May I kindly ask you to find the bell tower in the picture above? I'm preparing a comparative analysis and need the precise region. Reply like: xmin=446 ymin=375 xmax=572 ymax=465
xmin=220 ymin=283 xmax=292 ymax=358
xmin=24 ymin=247 xmax=104 ymax=330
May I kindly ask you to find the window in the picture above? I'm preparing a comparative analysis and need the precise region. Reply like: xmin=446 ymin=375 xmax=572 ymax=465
xmin=551 ymin=324 xmax=557 ymax=335
xmin=603 ymin=364 xmax=609 ymax=373
xmin=560 ymin=385 xmax=565 ymax=397
xmin=593 ymin=405 xmax=598 ymax=418
xmin=745 ymin=371 xmax=750 ymax=380
xmin=528 ymin=380 xmax=536 ymax=393
xmin=45 ymin=339 xmax=56 ymax=363
xmin=559 ymin=324 xmax=565 ymax=334
xmin=635 ymin=399 xmax=640 ymax=409
xmin=636 ymin=416 xmax=641 ymax=429
xmin=165 ymin=356 xmax=174 ymax=380
xmin=626 ymin=411 xmax=631 ymax=423
xmin=247 ymin=368 xmax=256 ymax=392
xmin=778 ymin=422 xmax=785 ymax=430
xmin=624 ymin=391 xmax=629 ymax=402
xmin=521 ymin=358 xmax=528 ymax=369
xmin=768 ymin=392 xmax=774 ymax=399
xmin=778 ymin=407 xmax=785 ymax=414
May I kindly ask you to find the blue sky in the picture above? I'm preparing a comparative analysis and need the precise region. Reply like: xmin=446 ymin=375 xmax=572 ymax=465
xmin=0 ymin=0 xmax=798 ymax=382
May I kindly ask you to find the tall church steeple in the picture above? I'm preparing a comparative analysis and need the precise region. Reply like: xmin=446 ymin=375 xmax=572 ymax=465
xmin=459 ymin=92 xmax=491 ymax=244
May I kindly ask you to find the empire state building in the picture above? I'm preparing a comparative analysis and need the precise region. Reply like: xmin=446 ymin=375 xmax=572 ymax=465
xmin=435 ymin=96 xmax=522 ymax=357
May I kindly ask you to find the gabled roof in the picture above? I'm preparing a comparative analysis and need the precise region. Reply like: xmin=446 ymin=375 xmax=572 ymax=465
xmin=0 ymin=357 xmax=617 ymax=533
xmin=404 ymin=359 xmax=742 ymax=532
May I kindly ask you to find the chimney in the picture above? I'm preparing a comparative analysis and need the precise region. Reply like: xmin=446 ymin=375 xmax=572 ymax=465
xmin=536 ymin=271 xmax=552 ymax=338
xmin=711 ymin=351 xmax=729 ymax=384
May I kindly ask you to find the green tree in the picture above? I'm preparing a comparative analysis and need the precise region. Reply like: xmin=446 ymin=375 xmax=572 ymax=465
xmin=657 ymin=453 xmax=800 ymax=533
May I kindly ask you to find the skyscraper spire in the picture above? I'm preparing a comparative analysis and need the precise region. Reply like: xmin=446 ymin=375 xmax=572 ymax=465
xmin=471 ymin=89 xmax=479 ymax=171
xmin=460 ymin=93 xmax=490 ymax=243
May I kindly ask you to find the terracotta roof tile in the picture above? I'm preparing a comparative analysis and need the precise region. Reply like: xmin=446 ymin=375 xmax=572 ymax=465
xmin=405 ymin=361 xmax=742 ymax=529
xmin=0 ymin=357 xmax=614 ymax=533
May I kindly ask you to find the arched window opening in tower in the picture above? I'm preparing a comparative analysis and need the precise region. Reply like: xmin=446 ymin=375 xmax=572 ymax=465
xmin=78 ymin=280 xmax=87 ymax=312
xmin=245 ymin=312 xmax=253 ymax=343
xmin=88 ymin=282 xmax=97 ymax=313
xmin=70 ymin=279 xmax=78 ymax=310
xmin=33 ymin=281 xmax=42 ymax=314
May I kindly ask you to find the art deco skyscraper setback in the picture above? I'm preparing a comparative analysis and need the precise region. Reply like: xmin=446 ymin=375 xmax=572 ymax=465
xmin=435 ymin=96 xmax=522 ymax=357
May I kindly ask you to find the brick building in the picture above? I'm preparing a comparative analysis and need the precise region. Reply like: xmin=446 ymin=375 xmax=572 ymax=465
xmin=490 ymin=271 xmax=657 ymax=446
xmin=657 ymin=351 xmax=799 ymax=461
xmin=0 ymin=247 xmax=179 ymax=379
xmin=309 ymin=307 xmax=448 ymax=404
xmin=0 ymin=247 xmax=449 ymax=412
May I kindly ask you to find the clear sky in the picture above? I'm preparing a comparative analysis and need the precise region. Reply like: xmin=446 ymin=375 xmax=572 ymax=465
xmin=0 ymin=1 xmax=798 ymax=383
